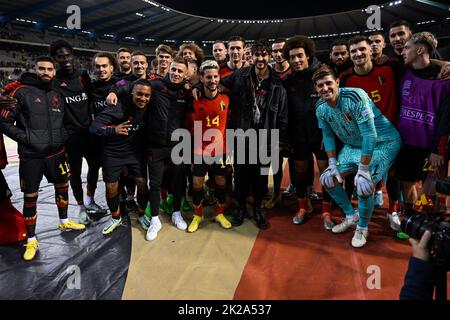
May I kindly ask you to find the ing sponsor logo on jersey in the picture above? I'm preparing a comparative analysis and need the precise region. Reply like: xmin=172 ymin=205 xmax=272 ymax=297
xmin=220 ymin=100 xmax=226 ymax=111
xmin=34 ymin=97 xmax=42 ymax=103
xmin=65 ymin=93 xmax=88 ymax=104
xmin=377 ymin=75 xmax=385 ymax=86
xmin=343 ymin=112 xmax=352 ymax=122
xmin=59 ymin=81 xmax=67 ymax=87
xmin=95 ymin=100 xmax=108 ymax=109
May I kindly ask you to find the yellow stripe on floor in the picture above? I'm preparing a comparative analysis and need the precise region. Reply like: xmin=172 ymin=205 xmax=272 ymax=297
xmin=122 ymin=209 xmax=259 ymax=300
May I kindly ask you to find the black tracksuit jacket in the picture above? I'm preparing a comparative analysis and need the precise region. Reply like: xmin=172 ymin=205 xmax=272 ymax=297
xmin=221 ymin=66 xmax=289 ymax=148
xmin=282 ymin=57 xmax=322 ymax=147
xmin=0 ymin=73 xmax=67 ymax=158
xmin=52 ymin=69 xmax=92 ymax=136
xmin=89 ymin=97 xmax=146 ymax=157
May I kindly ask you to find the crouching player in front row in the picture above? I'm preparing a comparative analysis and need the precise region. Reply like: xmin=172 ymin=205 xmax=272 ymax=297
xmin=90 ymin=79 xmax=151 ymax=235
xmin=313 ymin=65 xmax=400 ymax=248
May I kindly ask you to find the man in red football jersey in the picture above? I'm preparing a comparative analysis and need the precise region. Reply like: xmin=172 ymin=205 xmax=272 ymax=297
xmin=340 ymin=36 xmax=402 ymax=228
xmin=186 ymin=60 xmax=232 ymax=232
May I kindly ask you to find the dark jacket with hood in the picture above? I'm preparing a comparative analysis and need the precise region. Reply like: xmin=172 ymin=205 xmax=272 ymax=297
xmin=282 ymin=57 xmax=323 ymax=147
xmin=221 ymin=66 xmax=288 ymax=147
xmin=0 ymin=72 xmax=67 ymax=158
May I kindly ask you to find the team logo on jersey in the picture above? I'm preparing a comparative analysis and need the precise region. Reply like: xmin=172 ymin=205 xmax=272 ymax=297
xmin=343 ymin=112 xmax=352 ymax=122
xmin=65 ymin=93 xmax=88 ymax=104
xmin=51 ymin=95 xmax=61 ymax=111
xmin=220 ymin=100 xmax=226 ymax=111
xmin=402 ymin=80 xmax=412 ymax=96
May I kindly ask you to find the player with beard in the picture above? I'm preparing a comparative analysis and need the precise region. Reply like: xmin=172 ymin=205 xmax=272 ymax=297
xmin=0 ymin=56 xmax=85 ymax=260
xmin=388 ymin=20 xmax=448 ymax=67
xmin=49 ymin=40 xmax=106 ymax=225
xmin=340 ymin=36 xmax=402 ymax=229
xmin=186 ymin=60 xmax=232 ymax=232
xmin=389 ymin=21 xmax=414 ymax=59
xmin=329 ymin=40 xmax=352 ymax=76
xmin=90 ymin=80 xmax=151 ymax=235
xmin=328 ymin=40 xmax=358 ymax=203
xmin=106 ymin=51 xmax=150 ymax=103
xmin=368 ymin=32 xmax=387 ymax=60
xmin=213 ymin=40 xmax=228 ymax=67
xmin=283 ymin=35 xmax=334 ymax=230
xmin=221 ymin=39 xmax=288 ymax=229
xmin=115 ymin=48 xmax=132 ymax=80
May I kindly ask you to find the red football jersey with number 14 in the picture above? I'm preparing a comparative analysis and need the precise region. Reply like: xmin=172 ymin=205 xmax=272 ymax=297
xmin=192 ymin=93 xmax=230 ymax=156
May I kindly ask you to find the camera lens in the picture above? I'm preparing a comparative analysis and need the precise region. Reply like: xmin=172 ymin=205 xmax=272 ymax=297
xmin=401 ymin=213 xmax=433 ymax=240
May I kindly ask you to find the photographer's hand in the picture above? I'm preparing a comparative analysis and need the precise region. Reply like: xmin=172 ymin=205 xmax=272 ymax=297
xmin=409 ymin=230 xmax=431 ymax=262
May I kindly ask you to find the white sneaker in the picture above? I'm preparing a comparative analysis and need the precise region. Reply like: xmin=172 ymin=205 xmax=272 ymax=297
xmin=332 ymin=214 xmax=359 ymax=234
xmin=351 ymin=228 xmax=369 ymax=248
xmin=146 ymin=218 xmax=162 ymax=241
xmin=172 ymin=212 xmax=187 ymax=231
xmin=387 ymin=212 xmax=401 ymax=231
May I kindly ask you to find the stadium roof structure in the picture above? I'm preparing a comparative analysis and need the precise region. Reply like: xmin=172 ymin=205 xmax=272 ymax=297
xmin=0 ymin=0 xmax=448 ymax=45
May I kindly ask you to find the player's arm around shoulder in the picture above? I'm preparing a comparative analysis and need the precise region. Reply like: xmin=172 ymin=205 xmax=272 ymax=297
xmin=89 ymin=103 xmax=124 ymax=137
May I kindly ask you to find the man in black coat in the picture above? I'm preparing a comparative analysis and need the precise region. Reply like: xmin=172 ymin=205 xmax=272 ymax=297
xmin=0 ymin=56 xmax=85 ymax=261
xmin=90 ymin=79 xmax=151 ymax=236
xmin=221 ymin=39 xmax=289 ymax=229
